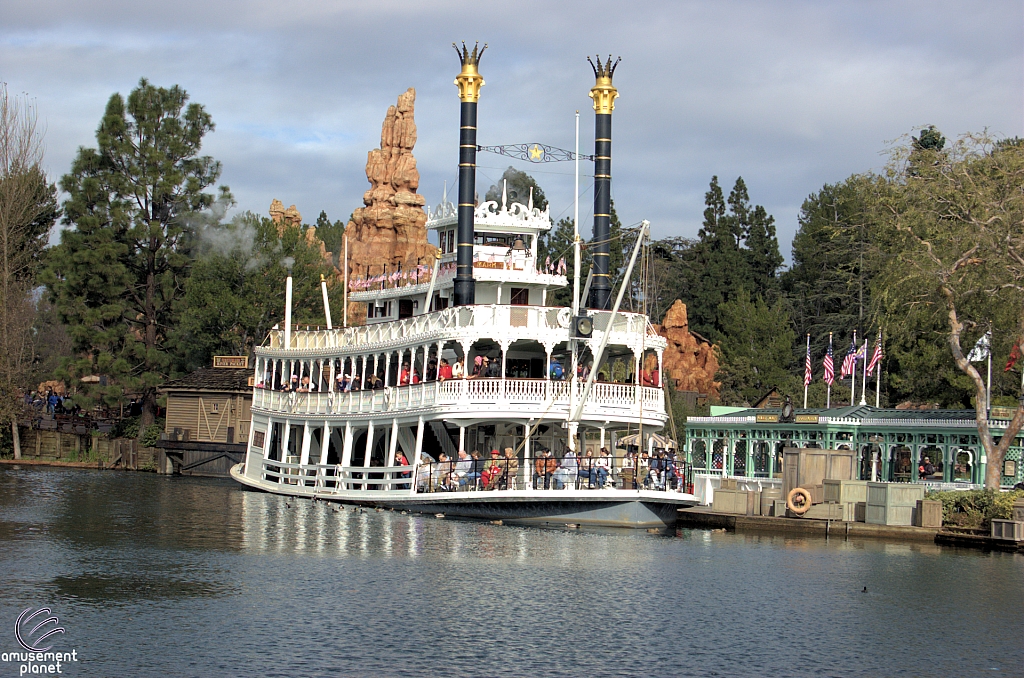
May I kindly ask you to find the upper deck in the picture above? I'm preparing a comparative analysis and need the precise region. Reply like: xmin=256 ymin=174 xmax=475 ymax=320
xmin=258 ymin=305 xmax=666 ymax=357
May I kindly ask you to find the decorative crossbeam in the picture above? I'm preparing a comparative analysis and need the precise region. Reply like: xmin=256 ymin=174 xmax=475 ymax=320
xmin=476 ymin=143 xmax=594 ymax=163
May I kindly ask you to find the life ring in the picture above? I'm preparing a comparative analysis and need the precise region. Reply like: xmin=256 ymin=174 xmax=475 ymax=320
xmin=786 ymin=487 xmax=813 ymax=515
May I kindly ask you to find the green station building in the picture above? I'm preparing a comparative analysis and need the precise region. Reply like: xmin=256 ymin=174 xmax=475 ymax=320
xmin=684 ymin=405 xmax=1024 ymax=487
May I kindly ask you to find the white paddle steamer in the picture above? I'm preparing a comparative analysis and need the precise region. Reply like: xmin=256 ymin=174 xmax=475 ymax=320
xmin=231 ymin=46 xmax=697 ymax=526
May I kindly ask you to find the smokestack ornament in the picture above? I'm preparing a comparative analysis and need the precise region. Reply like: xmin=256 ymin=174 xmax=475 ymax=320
xmin=588 ymin=55 xmax=619 ymax=311
xmin=452 ymin=41 xmax=486 ymax=307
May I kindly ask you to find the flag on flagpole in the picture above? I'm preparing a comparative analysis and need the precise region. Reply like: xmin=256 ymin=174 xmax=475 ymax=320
xmin=967 ymin=331 xmax=991 ymax=362
xmin=867 ymin=330 xmax=883 ymax=376
xmin=804 ymin=341 xmax=813 ymax=386
xmin=840 ymin=339 xmax=858 ymax=378
xmin=1005 ymin=341 xmax=1021 ymax=372
xmin=823 ymin=337 xmax=835 ymax=386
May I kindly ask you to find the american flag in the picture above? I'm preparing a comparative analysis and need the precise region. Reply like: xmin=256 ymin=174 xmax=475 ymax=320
xmin=823 ymin=338 xmax=835 ymax=386
xmin=867 ymin=331 xmax=883 ymax=376
xmin=803 ymin=342 xmax=812 ymax=386
xmin=840 ymin=340 xmax=858 ymax=378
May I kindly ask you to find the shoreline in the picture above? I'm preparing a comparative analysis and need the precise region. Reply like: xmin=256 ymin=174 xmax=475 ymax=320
xmin=678 ymin=506 xmax=1024 ymax=553
xmin=0 ymin=458 xmax=107 ymax=469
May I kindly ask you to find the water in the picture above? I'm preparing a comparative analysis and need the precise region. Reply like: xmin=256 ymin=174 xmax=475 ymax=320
xmin=1 ymin=467 xmax=1022 ymax=677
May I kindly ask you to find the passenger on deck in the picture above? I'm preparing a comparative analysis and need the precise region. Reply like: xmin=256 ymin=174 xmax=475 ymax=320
xmin=637 ymin=452 xmax=651 ymax=488
xmin=650 ymin=452 xmax=666 ymax=489
xmin=455 ymin=450 xmax=472 ymax=486
xmin=468 ymin=355 xmax=485 ymax=379
xmin=438 ymin=358 xmax=453 ymax=381
xmin=503 ymin=447 xmax=519 ymax=489
xmin=534 ymin=449 xmax=557 ymax=489
xmin=578 ymin=450 xmax=596 ymax=488
xmin=285 ymin=375 xmax=299 ymax=392
xmin=467 ymin=451 xmax=483 ymax=488
xmin=596 ymin=447 xmax=613 ymax=487
xmin=550 ymin=358 xmax=564 ymax=380
xmin=452 ymin=357 xmax=464 ymax=379
xmin=482 ymin=450 xmax=504 ymax=489
xmin=399 ymin=362 xmax=411 ymax=385
xmin=486 ymin=357 xmax=501 ymax=378
xmin=553 ymin=449 xmax=577 ymax=489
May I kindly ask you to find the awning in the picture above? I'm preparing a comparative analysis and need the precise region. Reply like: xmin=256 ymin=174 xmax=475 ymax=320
xmin=616 ymin=432 xmax=677 ymax=450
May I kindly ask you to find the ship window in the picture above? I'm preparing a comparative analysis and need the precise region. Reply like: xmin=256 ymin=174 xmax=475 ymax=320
xmin=447 ymin=230 xmax=455 ymax=253
xmin=510 ymin=288 xmax=529 ymax=305
xmin=399 ymin=299 xmax=414 ymax=319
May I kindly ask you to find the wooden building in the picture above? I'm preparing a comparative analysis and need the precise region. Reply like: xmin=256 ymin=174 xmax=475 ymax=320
xmin=156 ymin=357 xmax=253 ymax=476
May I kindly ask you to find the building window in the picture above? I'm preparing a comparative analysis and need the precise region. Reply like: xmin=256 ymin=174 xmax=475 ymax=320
xmin=253 ymin=430 xmax=265 ymax=448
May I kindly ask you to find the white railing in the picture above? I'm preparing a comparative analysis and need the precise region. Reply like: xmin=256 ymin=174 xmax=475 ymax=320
xmin=261 ymin=305 xmax=665 ymax=355
xmin=251 ymin=378 xmax=666 ymax=421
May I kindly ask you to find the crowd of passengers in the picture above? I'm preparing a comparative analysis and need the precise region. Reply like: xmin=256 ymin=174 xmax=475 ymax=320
xmin=258 ymin=356 xmax=660 ymax=392
xmin=417 ymin=447 xmax=685 ymax=493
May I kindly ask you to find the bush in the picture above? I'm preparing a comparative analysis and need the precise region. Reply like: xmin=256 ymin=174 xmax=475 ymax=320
xmin=926 ymin=489 xmax=1024 ymax=529
xmin=110 ymin=416 xmax=164 ymax=447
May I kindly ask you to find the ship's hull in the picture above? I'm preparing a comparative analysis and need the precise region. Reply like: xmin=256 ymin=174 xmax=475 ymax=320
xmin=230 ymin=463 xmax=693 ymax=527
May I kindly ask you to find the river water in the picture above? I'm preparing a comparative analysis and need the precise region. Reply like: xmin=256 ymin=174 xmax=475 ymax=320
xmin=1 ymin=466 xmax=1022 ymax=677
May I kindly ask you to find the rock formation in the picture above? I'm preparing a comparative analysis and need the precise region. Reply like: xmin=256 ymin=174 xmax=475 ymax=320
xmin=653 ymin=300 xmax=720 ymax=399
xmin=342 ymin=88 xmax=437 ymax=323
xmin=269 ymin=199 xmax=302 ymax=232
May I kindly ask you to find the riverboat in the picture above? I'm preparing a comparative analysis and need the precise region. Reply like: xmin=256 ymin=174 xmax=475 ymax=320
xmin=230 ymin=46 xmax=698 ymax=526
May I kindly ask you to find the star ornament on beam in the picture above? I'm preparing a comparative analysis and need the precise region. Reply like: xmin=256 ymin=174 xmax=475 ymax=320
xmin=528 ymin=144 xmax=544 ymax=161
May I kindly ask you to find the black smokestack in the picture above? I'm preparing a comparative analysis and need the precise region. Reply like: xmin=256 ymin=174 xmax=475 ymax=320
xmin=452 ymin=42 xmax=486 ymax=307
xmin=588 ymin=55 xmax=619 ymax=311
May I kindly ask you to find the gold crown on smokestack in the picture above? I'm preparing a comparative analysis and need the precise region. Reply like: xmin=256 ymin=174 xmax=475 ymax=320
xmin=588 ymin=55 xmax=620 ymax=114
xmin=454 ymin=41 xmax=487 ymax=103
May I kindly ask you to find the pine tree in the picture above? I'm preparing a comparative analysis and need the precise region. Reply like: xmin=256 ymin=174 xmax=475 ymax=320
xmin=484 ymin=166 xmax=548 ymax=210
xmin=44 ymin=79 xmax=229 ymax=428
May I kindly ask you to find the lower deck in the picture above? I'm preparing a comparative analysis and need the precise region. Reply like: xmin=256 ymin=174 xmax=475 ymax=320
xmin=230 ymin=457 xmax=697 ymax=527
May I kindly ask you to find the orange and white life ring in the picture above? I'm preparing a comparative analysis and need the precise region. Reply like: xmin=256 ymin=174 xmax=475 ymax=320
xmin=786 ymin=487 xmax=813 ymax=515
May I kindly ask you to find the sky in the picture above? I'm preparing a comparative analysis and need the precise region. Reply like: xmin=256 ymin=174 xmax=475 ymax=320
xmin=2 ymin=0 xmax=1022 ymax=261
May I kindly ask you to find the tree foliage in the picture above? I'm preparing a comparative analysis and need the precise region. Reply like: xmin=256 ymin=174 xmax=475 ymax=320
xmin=174 ymin=213 xmax=333 ymax=371
xmin=716 ymin=290 xmax=798 ymax=406
xmin=676 ymin=176 xmax=783 ymax=342
xmin=873 ymin=132 xmax=1024 ymax=487
xmin=0 ymin=85 xmax=59 ymax=444
xmin=44 ymin=78 xmax=230 ymax=426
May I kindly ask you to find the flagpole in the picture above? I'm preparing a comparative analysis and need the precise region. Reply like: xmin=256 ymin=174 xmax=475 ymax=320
xmin=804 ymin=333 xmax=810 ymax=408
xmin=875 ymin=330 xmax=882 ymax=408
xmin=859 ymin=339 xmax=868 ymax=406
xmin=826 ymin=332 xmax=832 ymax=409
xmin=850 ymin=329 xmax=857 ymax=406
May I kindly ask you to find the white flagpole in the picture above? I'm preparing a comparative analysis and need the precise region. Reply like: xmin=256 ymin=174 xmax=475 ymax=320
xmin=343 ymin=234 xmax=349 ymax=327
xmin=875 ymin=331 xmax=882 ymax=408
xmin=859 ymin=339 xmax=868 ymax=406
xmin=804 ymin=333 xmax=810 ymax=409
xmin=826 ymin=331 xmax=832 ymax=409
xmin=850 ymin=329 xmax=857 ymax=406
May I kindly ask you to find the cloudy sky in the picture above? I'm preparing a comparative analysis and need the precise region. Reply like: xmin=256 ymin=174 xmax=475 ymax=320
xmin=3 ymin=0 xmax=1021 ymax=259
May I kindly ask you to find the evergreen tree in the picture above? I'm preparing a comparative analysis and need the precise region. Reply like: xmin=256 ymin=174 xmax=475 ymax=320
xmin=174 ymin=213 xmax=331 ymax=371
xmin=44 ymin=79 xmax=229 ymax=427
xmin=716 ymin=290 xmax=799 ymax=406
xmin=782 ymin=176 xmax=880 ymax=360
xmin=681 ymin=176 xmax=762 ymax=341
